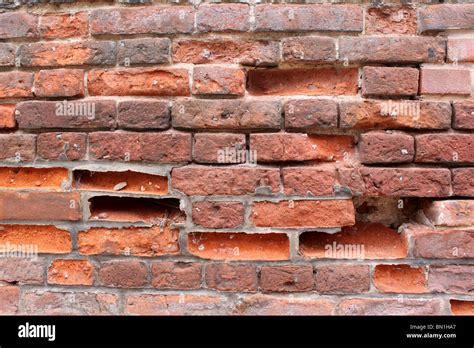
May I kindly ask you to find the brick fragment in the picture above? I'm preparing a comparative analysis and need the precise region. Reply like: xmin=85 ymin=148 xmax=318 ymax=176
xmin=374 ymin=265 xmax=427 ymax=293
xmin=362 ymin=67 xmax=419 ymax=97
xmin=420 ymin=68 xmax=471 ymax=95
xmin=193 ymin=201 xmax=244 ymax=229
xmin=37 ymin=133 xmax=87 ymax=161
xmin=48 ymin=259 xmax=94 ymax=286
xmin=152 ymin=262 xmax=202 ymax=290
xmin=359 ymin=131 xmax=414 ymax=164
xmin=260 ymin=265 xmax=314 ymax=292
xmin=0 ymin=225 xmax=71 ymax=254
xmin=99 ymin=260 xmax=147 ymax=288
xmin=205 ymin=264 xmax=257 ymax=292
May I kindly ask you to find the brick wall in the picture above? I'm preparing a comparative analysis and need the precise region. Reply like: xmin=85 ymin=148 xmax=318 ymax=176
xmin=0 ymin=0 xmax=473 ymax=315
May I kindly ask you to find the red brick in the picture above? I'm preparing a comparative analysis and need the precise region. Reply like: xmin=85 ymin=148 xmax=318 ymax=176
xmin=91 ymin=6 xmax=194 ymax=35
xmin=172 ymin=166 xmax=280 ymax=196
xmin=88 ymin=68 xmax=190 ymax=96
xmin=0 ymin=287 xmax=20 ymax=314
xmin=339 ymin=298 xmax=442 ymax=315
xmin=0 ymin=258 xmax=44 ymax=285
xmin=251 ymin=200 xmax=355 ymax=228
xmin=99 ymin=260 xmax=147 ymax=288
xmin=0 ymin=192 xmax=81 ymax=221
xmin=299 ymin=223 xmax=408 ymax=260
xmin=428 ymin=265 xmax=473 ymax=294
xmin=172 ymin=99 xmax=281 ymax=130
xmin=284 ymin=99 xmax=338 ymax=129
xmin=172 ymin=39 xmax=280 ymax=66
xmin=255 ymin=4 xmax=362 ymax=32
xmin=37 ymin=132 xmax=87 ymax=161
xmin=452 ymin=168 xmax=474 ymax=196
xmin=415 ymin=134 xmax=474 ymax=164
xmin=448 ymin=38 xmax=474 ymax=63
xmin=74 ymin=170 xmax=168 ymax=195
xmin=450 ymin=300 xmax=474 ymax=315
xmin=359 ymin=131 xmax=414 ymax=164
xmin=339 ymin=167 xmax=451 ymax=197
xmin=197 ymin=4 xmax=250 ymax=32
xmin=315 ymin=264 xmax=370 ymax=294
xmin=193 ymin=201 xmax=244 ymax=229
xmin=118 ymin=100 xmax=170 ymax=130
xmin=0 ymin=225 xmax=72 ymax=254
xmin=422 ymin=200 xmax=474 ymax=227
xmin=48 ymin=259 xmax=94 ymax=286
xmin=0 ymin=104 xmax=16 ymax=129
xmin=205 ymin=264 xmax=257 ymax=292
xmin=374 ymin=265 xmax=427 ymax=294
xmin=362 ymin=67 xmax=419 ymax=97
xmin=365 ymin=5 xmax=416 ymax=35
xmin=0 ymin=44 xmax=15 ymax=67
xmin=19 ymin=41 xmax=116 ymax=67
xmin=340 ymin=37 xmax=445 ymax=63
xmin=0 ymin=134 xmax=35 ymax=162
xmin=233 ymin=295 xmax=335 ymax=315
xmin=23 ymin=291 xmax=119 ymax=315
xmin=193 ymin=133 xmax=246 ymax=164
xmin=78 ymin=225 xmax=179 ymax=257
xmin=420 ymin=68 xmax=471 ymax=95
xmin=260 ymin=265 xmax=314 ymax=292
xmin=34 ymin=69 xmax=84 ymax=98
xmin=0 ymin=167 xmax=68 ymax=190
xmin=0 ymin=72 xmax=34 ymax=98
xmin=282 ymin=36 xmax=336 ymax=62
xmin=340 ymin=100 xmax=451 ymax=130
xmin=0 ymin=12 xmax=38 ymax=39
xmin=453 ymin=102 xmax=474 ymax=129
xmin=250 ymin=134 xmax=353 ymax=162
xmin=192 ymin=66 xmax=245 ymax=96
xmin=282 ymin=165 xmax=337 ymax=196
xmin=40 ymin=12 xmax=88 ymax=39
xmin=248 ymin=68 xmax=358 ymax=96
xmin=188 ymin=232 xmax=290 ymax=261
xmin=152 ymin=262 xmax=202 ymax=290
xmin=117 ymin=38 xmax=170 ymax=66
xmin=419 ymin=4 xmax=474 ymax=33
xmin=89 ymin=131 xmax=191 ymax=163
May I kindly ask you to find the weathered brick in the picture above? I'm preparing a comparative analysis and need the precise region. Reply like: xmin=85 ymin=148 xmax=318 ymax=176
xmin=0 ymin=72 xmax=34 ymax=98
xmin=172 ymin=166 xmax=280 ymax=195
xmin=197 ymin=4 xmax=250 ymax=33
xmin=48 ymin=259 xmax=94 ymax=286
xmin=284 ymin=99 xmax=338 ymax=129
xmin=0 ymin=104 xmax=16 ymax=129
xmin=315 ymin=264 xmax=370 ymax=294
xmin=422 ymin=200 xmax=474 ymax=227
xmin=34 ymin=69 xmax=84 ymax=97
xmin=40 ymin=12 xmax=88 ymax=39
xmin=205 ymin=264 xmax=257 ymax=292
xmin=282 ymin=36 xmax=336 ymax=62
xmin=340 ymin=100 xmax=451 ymax=130
xmin=0 ymin=225 xmax=72 ymax=254
xmin=79 ymin=225 xmax=179 ymax=257
xmin=89 ymin=131 xmax=191 ymax=163
xmin=0 ymin=258 xmax=44 ymax=284
xmin=248 ymin=68 xmax=358 ymax=96
xmin=88 ymin=68 xmax=190 ymax=96
xmin=339 ymin=167 xmax=451 ymax=197
xmin=152 ymin=262 xmax=202 ymax=290
xmin=0 ymin=287 xmax=20 ymax=314
xmin=0 ymin=192 xmax=81 ymax=221
xmin=448 ymin=38 xmax=474 ymax=63
xmin=374 ymin=265 xmax=427 ymax=294
xmin=19 ymin=41 xmax=116 ymax=67
xmin=117 ymin=100 xmax=169 ymax=130
xmin=117 ymin=38 xmax=170 ymax=66
xmin=420 ymin=68 xmax=471 ymax=95
xmin=193 ymin=133 xmax=246 ymax=164
xmin=37 ymin=132 xmax=87 ymax=161
xmin=282 ymin=165 xmax=337 ymax=196
xmin=255 ymin=4 xmax=362 ymax=32
xmin=233 ymin=295 xmax=335 ymax=315
xmin=0 ymin=167 xmax=68 ymax=190
xmin=300 ymin=223 xmax=408 ymax=259
xmin=0 ymin=12 xmax=38 ymax=39
xmin=16 ymin=100 xmax=116 ymax=130
xmin=251 ymin=200 xmax=355 ymax=228
xmin=0 ymin=44 xmax=16 ymax=67
xmin=428 ymin=265 xmax=473 ymax=294
xmin=0 ymin=134 xmax=35 ymax=162
xmin=339 ymin=298 xmax=442 ymax=315
xmin=250 ymin=134 xmax=353 ymax=162
xmin=452 ymin=168 xmax=474 ymax=196
xmin=172 ymin=39 xmax=280 ymax=66
xmin=415 ymin=134 xmax=474 ymax=164
xmin=340 ymin=37 xmax=445 ymax=63
xmin=365 ymin=5 xmax=416 ymax=35
xmin=362 ymin=67 xmax=419 ymax=97
xmin=192 ymin=66 xmax=245 ymax=96
xmin=99 ymin=260 xmax=147 ymax=288
xmin=260 ymin=265 xmax=314 ymax=292
xmin=450 ymin=300 xmax=474 ymax=315
xmin=193 ymin=201 xmax=244 ymax=229
xmin=188 ymin=232 xmax=290 ymax=261
xmin=419 ymin=4 xmax=474 ymax=33
xmin=413 ymin=228 xmax=474 ymax=259
xmin=359 ymin=131 xmax=414 ymax=164
xmin=453 ymin=102 xmax=474 ymax=129
xmin=91 ymin=6 xmax=194 ymax=35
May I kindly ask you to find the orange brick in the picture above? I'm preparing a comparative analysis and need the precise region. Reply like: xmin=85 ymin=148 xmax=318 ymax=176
xmin=374 ymin=265 xmax=427 ymax=294
xmin=0 ymin=167 xmax=69 ymax=190
xmin=48 ymin=259 xmax=94 ymax=286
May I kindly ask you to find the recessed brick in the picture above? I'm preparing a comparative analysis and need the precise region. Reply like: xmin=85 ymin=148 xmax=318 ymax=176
xmin=374 ymin=264 xmax=427 ymax=294
xmin=420 ymin=68 xmax=471 ymax=95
